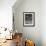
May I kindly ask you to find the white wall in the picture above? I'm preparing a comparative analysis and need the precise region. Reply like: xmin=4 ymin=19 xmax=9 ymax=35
xmin=0 ymin=0 xmax=16 ymax=30
xmin=13 ymin=0 xmax=41 ymax=46
xmin=41 ymin=0 xmax=46 ymax=46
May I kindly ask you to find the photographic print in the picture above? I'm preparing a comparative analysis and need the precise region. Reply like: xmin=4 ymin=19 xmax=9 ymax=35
xmin=23 ymin=12 xmax=35 ymax=27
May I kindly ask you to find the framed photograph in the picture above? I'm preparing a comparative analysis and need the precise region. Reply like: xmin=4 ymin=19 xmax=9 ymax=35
xmin=23 ymin=12 xmax=35 ymax=27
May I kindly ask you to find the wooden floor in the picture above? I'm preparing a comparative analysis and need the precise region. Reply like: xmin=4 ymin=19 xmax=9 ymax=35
xmin=0 ymin=39 xmax=16 ymax=46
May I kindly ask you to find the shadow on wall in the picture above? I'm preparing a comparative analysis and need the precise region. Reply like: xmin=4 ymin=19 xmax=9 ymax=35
xmin=12 ymin=0 xmax=24 ymax=10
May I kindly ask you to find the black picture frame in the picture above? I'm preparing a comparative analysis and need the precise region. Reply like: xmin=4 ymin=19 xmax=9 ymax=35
xmin=23 ymin=12 xmax=35 ymax=27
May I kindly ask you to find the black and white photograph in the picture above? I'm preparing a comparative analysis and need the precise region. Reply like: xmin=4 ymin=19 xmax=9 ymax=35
xmin=0 ymin=0 xmax=45 ymax=46
xmin=23 ymin=12 xmax=35 ymax=27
